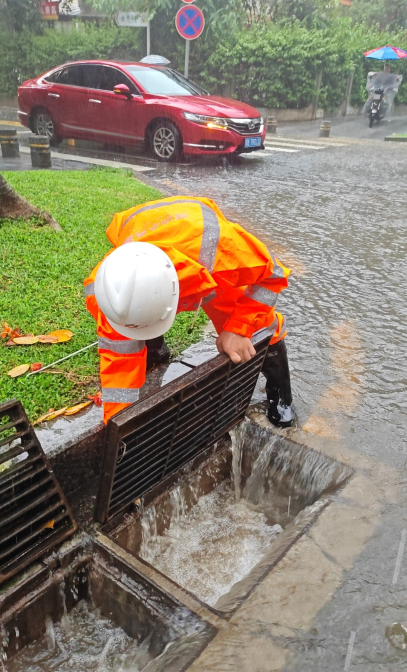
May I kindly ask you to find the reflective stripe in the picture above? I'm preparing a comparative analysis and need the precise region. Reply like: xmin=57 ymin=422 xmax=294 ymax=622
xmin=98 ymin=337 xmax=145 ymax=354
xmin=102 ymin=388 xmax=140 ymax=403
xmin=84 ymin=282 xmax=95 ymax=297
xmin=244 ymin=285 xmax=278 ymax=308
xmin=199 ymin=205 xmax=220 ymax=273
xmin=119 ymin=198 xmax=221 ymax=274
xmin=266 ymin=316 xmax=279 ymax=335
xmin=268 ymin=254 xmax=285 ymax=279
xmin=202 ymin=290 xmax=217 ymax=305
xmin=120 ymin=198 xmax=205 ymax=233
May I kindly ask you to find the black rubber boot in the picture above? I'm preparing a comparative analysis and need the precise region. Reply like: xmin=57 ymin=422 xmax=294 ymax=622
xmin=146 ymin=336 xmax=170 ymax=371
xmin=261 ymin=340 xmax=295 ymax=428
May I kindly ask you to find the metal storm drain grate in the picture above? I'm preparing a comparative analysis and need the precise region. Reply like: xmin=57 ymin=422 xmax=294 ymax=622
xmin=96 ymin=329 xmax=271 ymax=523
xmin=0 ymin=399 xmax=77 ymax=585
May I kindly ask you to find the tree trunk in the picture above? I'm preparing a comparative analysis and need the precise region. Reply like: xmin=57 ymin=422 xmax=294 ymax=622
xmin=0 ymin=174 xmax=61 ymax=231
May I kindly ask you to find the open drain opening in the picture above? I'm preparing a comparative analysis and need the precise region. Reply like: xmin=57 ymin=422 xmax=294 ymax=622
xmin=107 ymin=419 xmax=352 ymax=615
xmin=2 ymin=539 xmax=215 ymax=672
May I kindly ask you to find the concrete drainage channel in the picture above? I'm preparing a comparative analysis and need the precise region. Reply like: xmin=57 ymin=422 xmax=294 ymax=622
xmin=0 ymin=330 xmax=353 ymax=671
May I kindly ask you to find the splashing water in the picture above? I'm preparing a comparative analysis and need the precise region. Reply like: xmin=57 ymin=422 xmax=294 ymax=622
xmin=7 ymin=601 xmax=145 ymax=672
xmin=139 ymin=480 xmax=282 ymax=607
xmin=231 ymin=423 xmax=246 ymax=502
xmin=140 ymin=505 xmax=158 ymax=564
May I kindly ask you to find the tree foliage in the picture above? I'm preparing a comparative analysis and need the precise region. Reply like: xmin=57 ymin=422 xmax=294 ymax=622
xmin=347 ymin=0 xmax=407 ymax=31
xmin=1 ymin=0 xmax=407 ymax=110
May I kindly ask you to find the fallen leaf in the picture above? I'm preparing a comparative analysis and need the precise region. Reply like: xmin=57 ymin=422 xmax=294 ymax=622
xmin=88 ymin=391 xmax=102 ymax=406
xmin=13 ymin=336 xmax=39 ymax=345
xmin=37 ymin=335 xmax=59 ymax=344
xmin=64 ymin=400 xmax=93 ymax=415
xmin=1 ymin=323 xmax=22 ymax=340
xmin=48 ymin=329 xmax=74 ymax=343
xmin=30 ymin=362 xmax=42 ymax=372
xmin=44 ymin=519 xmax=55 ymax=529
xmin=7 ymin=364 xmax=30 ymax=378
xmin=33 ymin=407 xmax=68 ymax=425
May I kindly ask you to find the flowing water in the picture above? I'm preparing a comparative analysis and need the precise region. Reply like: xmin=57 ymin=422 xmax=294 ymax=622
xmin=7 ymin=600 xmax=145 ymax=672
xmin=138 ymin=421 xmax=348 ymax=608
xmin=140 ymin=481 xmax=282 ymax=607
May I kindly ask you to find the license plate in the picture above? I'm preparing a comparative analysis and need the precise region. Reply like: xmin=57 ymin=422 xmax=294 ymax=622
xmin=244 ymin=136 xmax=262 ymax=148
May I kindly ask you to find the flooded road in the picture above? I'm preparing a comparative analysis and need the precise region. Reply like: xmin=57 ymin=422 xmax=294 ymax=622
xmin=145 ymin=141 xmax=407 ymax=672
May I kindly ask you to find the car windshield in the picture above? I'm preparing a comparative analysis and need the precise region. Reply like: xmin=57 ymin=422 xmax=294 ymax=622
xmin=123 ymin=65 xmax=207 ymax=96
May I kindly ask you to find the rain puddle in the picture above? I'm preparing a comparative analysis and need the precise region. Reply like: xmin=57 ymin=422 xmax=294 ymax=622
xmin=112 ymin=419 xmax=352 ymax=612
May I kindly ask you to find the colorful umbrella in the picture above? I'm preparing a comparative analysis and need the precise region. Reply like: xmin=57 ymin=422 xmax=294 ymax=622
xmin=364 ymin=45 xmax=407 ymax=60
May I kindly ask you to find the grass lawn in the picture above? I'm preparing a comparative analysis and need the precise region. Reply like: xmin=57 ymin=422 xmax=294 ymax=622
xmin=0 ymin=167 xmax=207 ymax=422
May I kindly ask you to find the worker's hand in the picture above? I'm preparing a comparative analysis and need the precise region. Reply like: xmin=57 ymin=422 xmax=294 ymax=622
xmin=216 ymin=331 xmax=256 ymax=364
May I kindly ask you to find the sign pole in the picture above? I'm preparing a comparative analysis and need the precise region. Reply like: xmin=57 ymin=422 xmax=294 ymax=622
xmin=184 ymin=39 xmax=190 ymax=78
xmin=147 ymin=20 xmax=151 ymax=56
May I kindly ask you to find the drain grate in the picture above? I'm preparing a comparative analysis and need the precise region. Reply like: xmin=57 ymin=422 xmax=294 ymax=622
xmin=96 ymin=328 xmax=271 ymax=523
xmin=0 ymin=399 xmax=77 ymax=585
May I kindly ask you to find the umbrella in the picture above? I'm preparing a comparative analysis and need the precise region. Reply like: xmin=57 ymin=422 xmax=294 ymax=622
xmin=364 ymin=45 xmax=407 ymax=60
xmin=140 ymin=55 xmax=171 ymax=65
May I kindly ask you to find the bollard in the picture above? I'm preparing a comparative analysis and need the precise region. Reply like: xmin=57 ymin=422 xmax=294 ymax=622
xmin=267 ymin=116 xmax=277 ymax=134
xmin=29 ymin=134 xmax=52 ymax=168
xmin=319 ymin=120 xmax=331 ymax=138
xmin=0 ymin=129 xmax=20 ymax=158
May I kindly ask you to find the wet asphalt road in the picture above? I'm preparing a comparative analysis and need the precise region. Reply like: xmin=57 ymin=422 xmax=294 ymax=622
xmin=145 ymin=131 xmax=407 ymax=671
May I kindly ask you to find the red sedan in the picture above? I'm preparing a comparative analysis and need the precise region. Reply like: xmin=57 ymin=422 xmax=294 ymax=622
xmin=17 ymin=60 xmax=266 ymax=161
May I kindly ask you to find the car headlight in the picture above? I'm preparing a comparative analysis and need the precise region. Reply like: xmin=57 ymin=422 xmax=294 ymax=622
xmin=183 ymin=112 xmax=228 ymax=130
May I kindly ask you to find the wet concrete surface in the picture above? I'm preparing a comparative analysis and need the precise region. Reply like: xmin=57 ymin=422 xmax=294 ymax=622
xmin=137 ymin=139 xmax=407 ymax=671
xmin=277 ymin=112 xmax=407 ymax=141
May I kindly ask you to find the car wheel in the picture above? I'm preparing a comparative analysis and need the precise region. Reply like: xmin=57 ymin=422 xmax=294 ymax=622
xmin=151 ymin=121 xmax=181 ymax=162
xmin=32 ymin=109 xmax=60 ymax=146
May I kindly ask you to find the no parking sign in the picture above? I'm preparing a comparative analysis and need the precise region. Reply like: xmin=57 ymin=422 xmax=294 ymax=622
xmin=175 ymin=5 xmax=205 ymax=40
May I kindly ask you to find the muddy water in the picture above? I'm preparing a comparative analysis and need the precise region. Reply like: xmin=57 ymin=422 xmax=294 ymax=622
xmin=147 ymin=144 xmax=407 ymax=671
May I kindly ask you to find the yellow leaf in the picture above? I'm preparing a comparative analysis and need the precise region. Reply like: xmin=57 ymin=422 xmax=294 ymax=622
xmin=33 ymin=407 xmax=68 ymax=425
xmin=37 ymin=335 xmax=59 ymax=344
xmin=7 ymin=364 xmax=30 ymax=378
xmin=13 ymin=336 xmax=39 ymax=345
xmin=48 ymin=329 xmax=74 ymax=343
xmin=64 ymin=400 xmax=93 ymax=416
xmin=44 ymin=519 xmax=55 ymax=529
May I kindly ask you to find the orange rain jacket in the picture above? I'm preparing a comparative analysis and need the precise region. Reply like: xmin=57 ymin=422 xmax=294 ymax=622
xmin=84 ymin=196 xmax=290 ymax=424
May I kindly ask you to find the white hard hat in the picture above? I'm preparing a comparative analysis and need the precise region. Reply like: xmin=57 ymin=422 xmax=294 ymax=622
xmin=95 ymin=242 xmax=179 ymax=340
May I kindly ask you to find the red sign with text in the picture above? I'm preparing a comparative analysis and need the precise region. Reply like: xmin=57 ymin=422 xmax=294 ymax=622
xmin=40 ymin=1 xmax=59 ymax=20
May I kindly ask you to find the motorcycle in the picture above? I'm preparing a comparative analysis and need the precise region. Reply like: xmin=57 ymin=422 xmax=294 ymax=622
xmin=363 ymin=71 xmax=403 ymax=128
xmin=368 ymin=87 xmax=386 ymax=127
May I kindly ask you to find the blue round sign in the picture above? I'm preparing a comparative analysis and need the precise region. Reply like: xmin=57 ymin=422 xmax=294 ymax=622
xmin=175 ymin=5 xmax=205 ymax=40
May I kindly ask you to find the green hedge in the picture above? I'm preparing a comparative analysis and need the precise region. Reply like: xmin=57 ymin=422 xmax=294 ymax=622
xmin=0 ymin=21 xmax=144 ymax=96
xmin=198 ymin=21 xmax=407 ymax=109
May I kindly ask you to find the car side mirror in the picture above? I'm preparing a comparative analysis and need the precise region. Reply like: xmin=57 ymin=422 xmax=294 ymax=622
xmin=113 ymin=84 xmax=131 ymax=99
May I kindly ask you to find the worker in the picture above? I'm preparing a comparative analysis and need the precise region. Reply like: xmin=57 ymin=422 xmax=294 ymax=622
xmin=84 ymin=196 xmax=295 ymax=428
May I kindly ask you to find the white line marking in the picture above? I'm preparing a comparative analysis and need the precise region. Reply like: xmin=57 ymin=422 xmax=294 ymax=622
xmin=344 ymin=631 xmax=356 ymax=671
xmin=264 ymin=146 xmax=299 ymax=153
xmin=265 ymin=142 xmax=324 ymax=150
xmin=392 ymin=529 xmax=407 ymax=585
xmin=18 ymin=145 xmax=152 ymax=172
